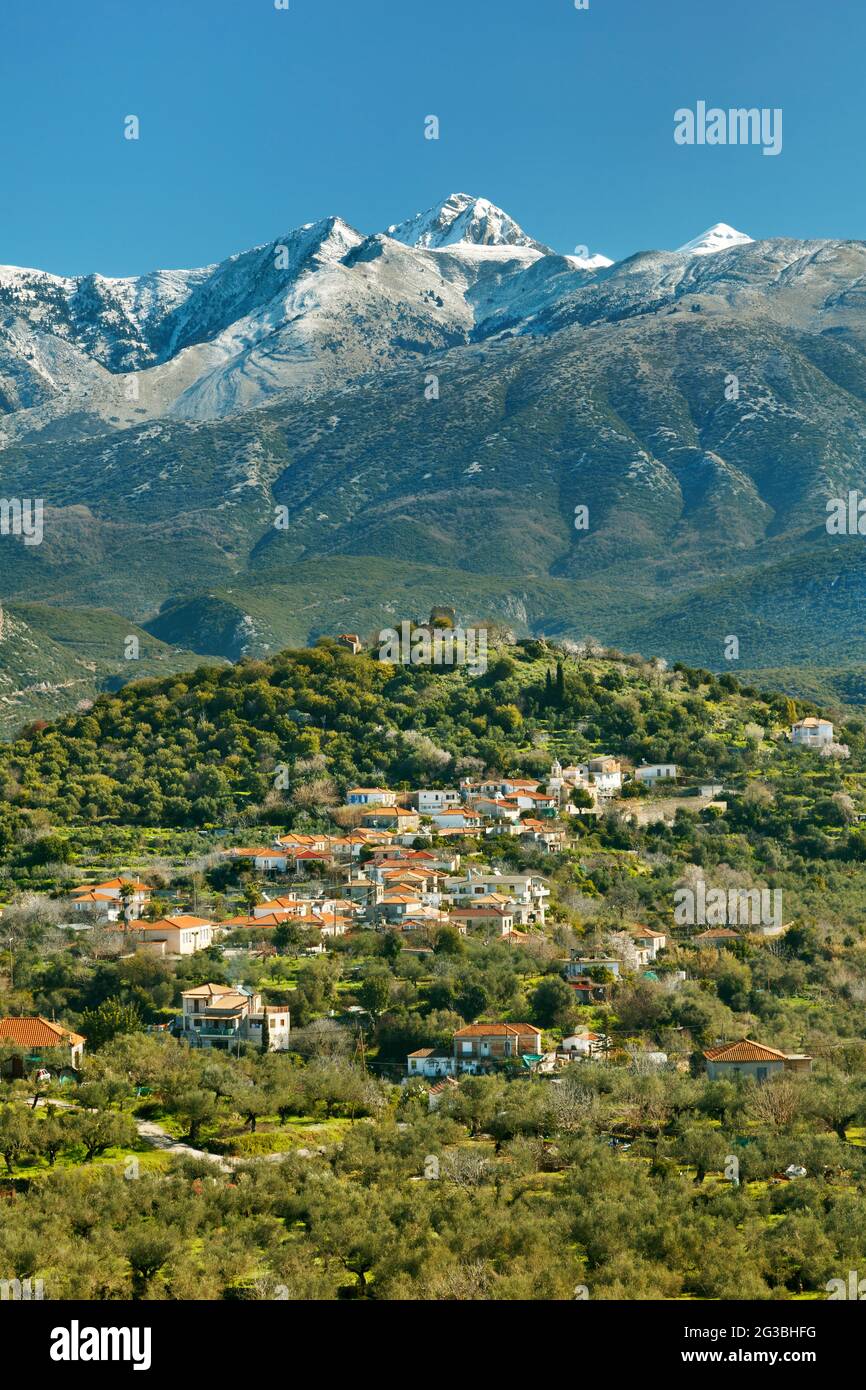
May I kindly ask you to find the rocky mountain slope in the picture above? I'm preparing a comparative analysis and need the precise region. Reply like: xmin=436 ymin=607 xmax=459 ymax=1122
xmin=2 ymin=193 xmax=866 ymax=729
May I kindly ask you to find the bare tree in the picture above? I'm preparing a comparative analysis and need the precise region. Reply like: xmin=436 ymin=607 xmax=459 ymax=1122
xmin=441 ymin=1149 xmax=491 ymax=1188
xmin=747 ymin=1075 xmax=803 ymax=1129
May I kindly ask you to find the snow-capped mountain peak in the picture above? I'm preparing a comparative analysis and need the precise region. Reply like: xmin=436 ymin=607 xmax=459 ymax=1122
xmin=386 ymin=192 xmax=553 ymax=255
xmin=290 ymin=215 xmax=364 ymax=267
xmin=677 ymin=223 xmax=754 ymax=257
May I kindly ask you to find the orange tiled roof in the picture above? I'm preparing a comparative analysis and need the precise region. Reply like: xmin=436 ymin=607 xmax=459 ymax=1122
xmin=72 ymin=878 xmax=151 ymax=895
xmin=93 ymin=878 xmax=152 ymax=891
xmin=453 ymin=1022 xmax=541 ymax=1038
xmin=129 ymin=915 xmax=212 ymax=931
xmin=703 ymin=1039 xmax=789 ymax=1063
xmin=0 ymin=1016 xmax=85 ymax=1048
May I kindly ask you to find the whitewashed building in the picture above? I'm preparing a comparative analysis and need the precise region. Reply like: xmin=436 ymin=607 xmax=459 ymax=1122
xmin=791 ymin=718 xmax=834 ymax=748
xmin=634 ymin=763 xmax=678 ymax=785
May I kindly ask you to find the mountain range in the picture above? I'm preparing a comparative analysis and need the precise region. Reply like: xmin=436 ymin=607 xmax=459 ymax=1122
xmin=2 ymin=191 xmax=866 ymax=733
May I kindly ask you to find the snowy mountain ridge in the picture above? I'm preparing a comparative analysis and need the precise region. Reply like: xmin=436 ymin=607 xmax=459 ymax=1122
xmin=0 ymin=193 xmax=819 ymax=446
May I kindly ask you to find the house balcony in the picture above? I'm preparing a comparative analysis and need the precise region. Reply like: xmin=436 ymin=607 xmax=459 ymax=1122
xmin=189 ymin=1022 xmax=241 ymax=1038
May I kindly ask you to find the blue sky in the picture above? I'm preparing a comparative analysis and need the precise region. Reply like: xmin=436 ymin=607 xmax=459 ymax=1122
xmin=1 ymin=0 xmax=862 ymax=276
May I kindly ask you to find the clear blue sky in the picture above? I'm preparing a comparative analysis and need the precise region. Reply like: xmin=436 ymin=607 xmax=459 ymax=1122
xmin=1 ymin=0 xmax=862 ymax=277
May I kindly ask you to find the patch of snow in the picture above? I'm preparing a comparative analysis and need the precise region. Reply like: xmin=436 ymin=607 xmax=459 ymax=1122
xmin=677 ymin=223 xmax=754 ymax=257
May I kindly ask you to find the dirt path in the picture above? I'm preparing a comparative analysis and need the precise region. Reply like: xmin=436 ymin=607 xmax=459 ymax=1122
xmin=38 ymin=1098 xmax=311 ymax=1170
xmin=134 ymin=1118 xmax=234 ymax=1171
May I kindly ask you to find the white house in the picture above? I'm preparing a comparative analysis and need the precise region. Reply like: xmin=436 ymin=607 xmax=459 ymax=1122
xmin=253 ymin=849 xmax=290 ymax=873
xmin=127 ymin=915 xmax=217 ymax=956
xmin=791 ymin=718 xmax=834 ymax=748
xmin=407 ymin=1047 xmax=455 ymax=1079
xmin=70 ymin=877 xmax=152 ymax=920
xmin=430 ymin=807 xmax=484 ymax=832
xmin=630 ymin=926 xmax=667 ymax=959
xmin=523 ymin=791 xmax=560 ymax=813
xmin=346 ymin=787 xmax=397 ymax=806
xmin=571 ymin=757 xmax=622 ymax=797
xmin=67 ymin=890 xmax=123 ymax=922
xmin=414 ymin=789 xmax=462 ymax=814
xmin=634 ymin=763 xmax=678 ymax=785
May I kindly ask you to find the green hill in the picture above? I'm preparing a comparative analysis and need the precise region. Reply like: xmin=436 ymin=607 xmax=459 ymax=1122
xmin=0 ymin=634 xmax=853 ymax=842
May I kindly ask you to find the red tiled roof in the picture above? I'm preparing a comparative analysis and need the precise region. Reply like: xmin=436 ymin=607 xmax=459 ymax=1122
xmin=428 ymin=1078 xmax=459 ymax=1095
